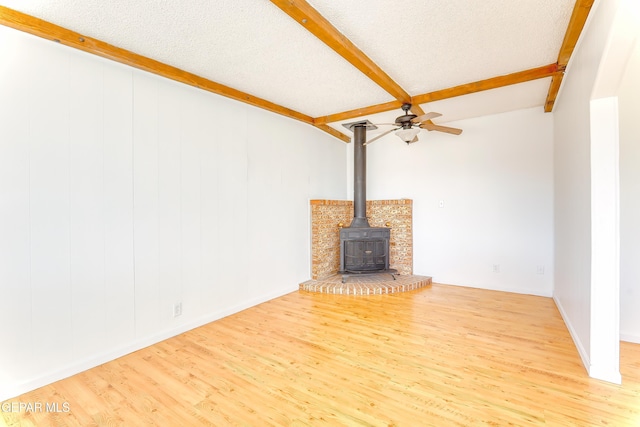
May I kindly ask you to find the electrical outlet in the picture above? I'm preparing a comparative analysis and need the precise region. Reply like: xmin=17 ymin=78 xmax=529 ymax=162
xmin=536 ymin=265 xmax=545 ymax=275
xmin=493 ymin=264 xmax=500 ymax=273
xmin=173 ymin=302 xmax=182 ymax=317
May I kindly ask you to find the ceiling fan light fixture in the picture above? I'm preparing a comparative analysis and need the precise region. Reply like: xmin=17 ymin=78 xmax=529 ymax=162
xmin=395 ymin=127 xmax=420 ymax=143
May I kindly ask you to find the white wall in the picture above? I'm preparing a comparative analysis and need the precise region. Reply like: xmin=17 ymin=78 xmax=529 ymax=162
xmin=0 ymin=26 xmax=346 ymax=401
xmin=552 ymin=0 xmax=635 ymax=383
xmin=364 ymin=107 xmax=554 ymax=296
xmin=619 ymin=33 xmax=640 ymax=343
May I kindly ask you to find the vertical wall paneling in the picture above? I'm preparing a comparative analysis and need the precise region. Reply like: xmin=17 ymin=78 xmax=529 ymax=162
xmin=132 ymin=71 xmax=161 ymax=337
xmin=281 ymin=124 xmax=313 ymax=283
xmin=309 ymin=131 xmax=348 ymax=199
xmin=180 ymin=87 xmax=204 ymax=319
xmin=157 ymin=82 xmax=183 ymax=327
xmin=68 ymin=51 xmax=107 ymax=360
xmin=216 ymin=105 xmax=249 ymax=307
xmin=0 ymin=25 xmax=347 ymax=401
xmin=103 ymin=64 xmax=135 ymax=349
xmin=0 ymin=26 xmax=32 ymax=386
xmin=199 ymin=98 xmax=221 ymax=311
xmin=309 ymin=132 xmax=348 ymax=278
xmin=27 ymin=37 xmax=73 ymax=373
xmin=247 ymin=110 xmax=284 ymax=296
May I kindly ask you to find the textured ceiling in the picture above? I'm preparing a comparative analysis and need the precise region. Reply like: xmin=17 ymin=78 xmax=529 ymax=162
xmin=308 ymin=0 xmax=574 ymax=94
xmin=0 ymin=0 xmax=581 ymax=141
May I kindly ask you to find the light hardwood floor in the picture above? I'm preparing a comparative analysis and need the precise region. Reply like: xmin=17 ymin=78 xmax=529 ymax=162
xmin=2 ymin=284 xmax=639 ymax=426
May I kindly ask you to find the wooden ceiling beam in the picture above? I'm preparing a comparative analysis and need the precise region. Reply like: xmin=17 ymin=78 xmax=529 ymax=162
xmin=314 ymin=101 xmax=402 ymax=126
xmin=557 ymin=0 xmax=596 ymax=66
xmin=316 ymin=64 xmax=561 ymax=124
xmin=545 ymin=73 xmax=565 ymax=112
xmin=270 ymin=0 xmax=412 ymax=106
xmin=409 ymin=104 xmax=426 ymax=117
xmin=0 ymin=6 xmax=355 ymax=142
xmin=545 ymin=0 xmax=595 ymax=112
xmin=314 ymin=123 xmax=351 ymax=143
xmin=2 ymin=2 xmax=593 ymax=142
xmin=413 ymin=63 xmax=561 ymax=105
xmin=271 ymin=0 xmax=427 ymax=137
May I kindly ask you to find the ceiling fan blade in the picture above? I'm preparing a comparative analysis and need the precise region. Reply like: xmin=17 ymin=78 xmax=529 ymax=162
xmin=364 ymin=128 xmax=398 ymax=145
xmin=420 ymin=122 xmax=463 ymax=135
xmin=411 ymin=112 xmax=442 ymax=124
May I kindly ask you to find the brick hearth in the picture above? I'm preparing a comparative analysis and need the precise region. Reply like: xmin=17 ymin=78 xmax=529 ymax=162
xmin=299 ymin=274 xmax=431 ymax=295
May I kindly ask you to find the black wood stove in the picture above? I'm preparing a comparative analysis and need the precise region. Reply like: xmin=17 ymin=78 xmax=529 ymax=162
xmin=340 ymin=227 xmax=390 ymax=272
xmin=339 ymin=121 xmax=397 ymax=283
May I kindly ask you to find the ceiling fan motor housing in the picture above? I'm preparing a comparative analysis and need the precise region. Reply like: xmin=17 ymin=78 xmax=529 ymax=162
xmin=396 ymin=102 xmax=417 ymax=129
xmin=395 ymin=113 xmax=417 ymax=129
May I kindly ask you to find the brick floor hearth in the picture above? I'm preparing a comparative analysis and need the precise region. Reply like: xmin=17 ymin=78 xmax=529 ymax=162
xmin=299 ymin=274 xmax=432 ymax=295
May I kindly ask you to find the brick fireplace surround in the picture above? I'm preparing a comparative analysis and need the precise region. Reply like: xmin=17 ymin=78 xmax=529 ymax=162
xmin=300 ymin=199 xmax=432 ymax=294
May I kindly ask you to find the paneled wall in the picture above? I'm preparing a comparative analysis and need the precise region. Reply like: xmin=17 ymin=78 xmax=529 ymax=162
xmin=0 ymin=26 xmax=346 ymax=400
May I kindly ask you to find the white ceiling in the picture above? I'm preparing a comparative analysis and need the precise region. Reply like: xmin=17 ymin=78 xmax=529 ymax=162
xmin=0 ymin=0 xmax=577 ymax=140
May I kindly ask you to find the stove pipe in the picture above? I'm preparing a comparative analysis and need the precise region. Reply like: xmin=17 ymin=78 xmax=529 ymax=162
xmin=350 ymin=124 xmax=370 ymax=228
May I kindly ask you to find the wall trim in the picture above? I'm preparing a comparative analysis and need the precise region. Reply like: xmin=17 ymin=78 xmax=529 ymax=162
xmin=620 ymin=333 xmax=640 ymax=344
xmin=436 ymin=281 xmax=552 ymax=298
xmin=0 ymin=286 xmax=297 ymax=402
xmin=553 ymin=294 xmax=590 ymax=375
xmin=553 ymin=294 xmax=621 ymax=383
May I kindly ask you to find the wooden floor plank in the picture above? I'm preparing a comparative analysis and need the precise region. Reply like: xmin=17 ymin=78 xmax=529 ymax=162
xmin=2 ymin=284 xmax=639 ymax=426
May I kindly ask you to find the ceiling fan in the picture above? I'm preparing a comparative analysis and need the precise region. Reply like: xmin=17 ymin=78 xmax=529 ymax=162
xmin=364 ymin=103 xmax=463 ymax=145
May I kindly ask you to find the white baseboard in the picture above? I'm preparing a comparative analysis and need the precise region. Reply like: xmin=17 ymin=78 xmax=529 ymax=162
xmin=432 ymin=280 xmax=553 ymax=298
xmin=0 ymin=286 xmax=297 ymax=402
xmin=552 ymin=295 xmax=591 ymax=375
xmin=553 ymin=295 xmax=622 ymax=384
xmin=620 ymin=333 xmax=640 ymax=344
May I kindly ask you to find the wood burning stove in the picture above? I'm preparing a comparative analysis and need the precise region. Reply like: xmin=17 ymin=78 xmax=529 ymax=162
xmin=339 ymin=121 xmax=396 ymax=282
xmin=340 ymin=227 xmax=390 ymax=272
